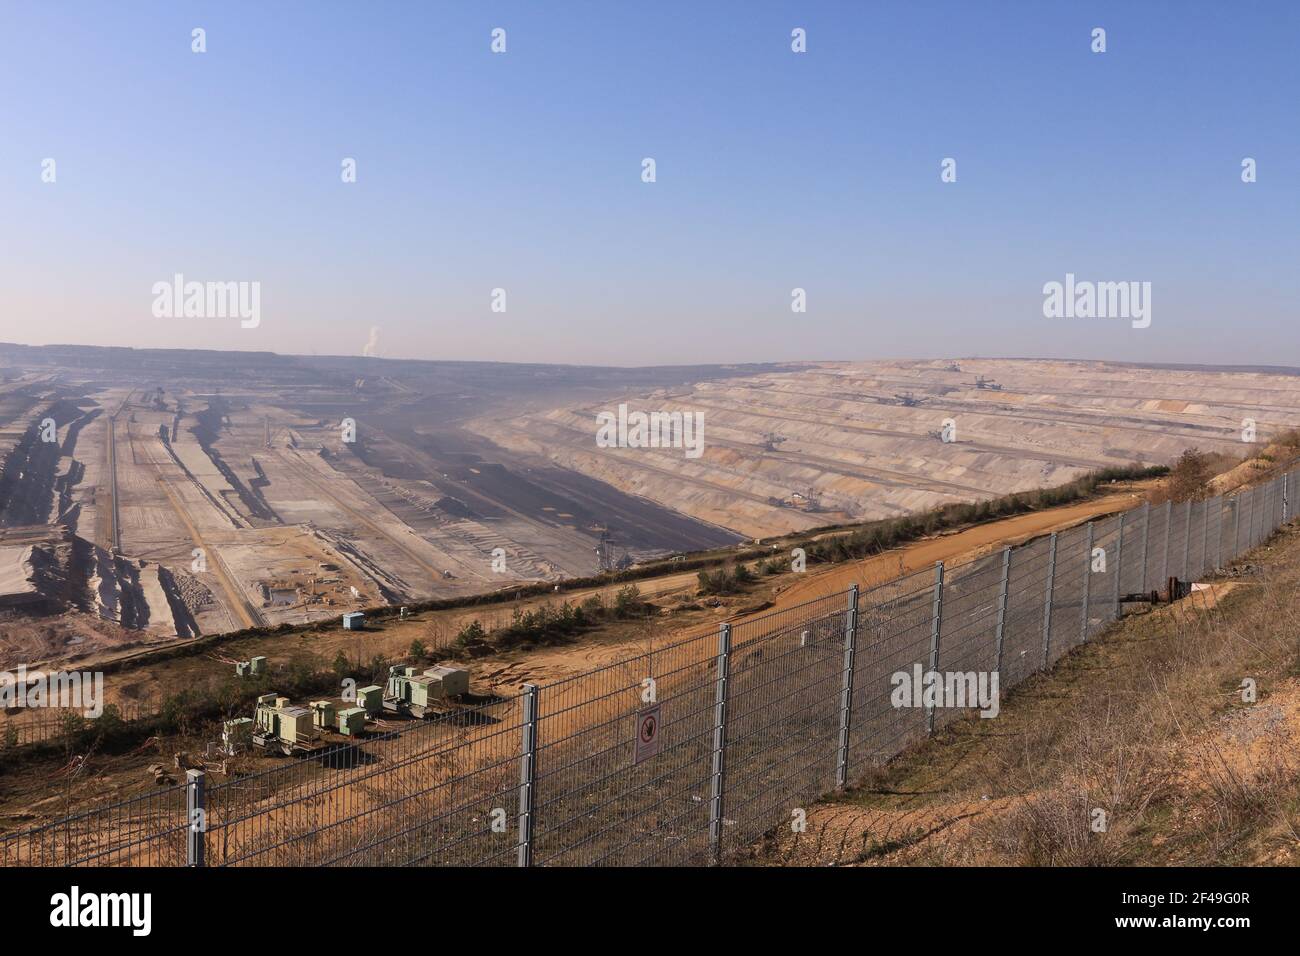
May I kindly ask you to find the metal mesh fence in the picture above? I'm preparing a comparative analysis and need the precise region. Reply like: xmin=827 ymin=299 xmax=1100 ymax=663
xmin=1116 ymin=506 xmax=1146 ymax=601
xmin=931 ymin=552 xmax=1003 ymax=734
xmin=1087 ymin=514 xmax=1121 ymax=638
xmin=1000 ymin=535 xmax=1051 ymax=686
xmin=1046 ymin=525 xmax=1084 ymax=665
xmin=530 ymin=624 xmax=719 ymax=866
xmin=0 ymin=783 xmax=189 ymax=867
xmin=1146 ymin=501 xmax=1171 ymax=593
xmin=204 ymin=693 xmax=527 ymax=867
xmin=718 ymin=595 xmax=847 ymax=856
xmin=3 ymin=469 xmax=1294 ymax=867
xmin=848 ymin=567 xmax=937 ymax=772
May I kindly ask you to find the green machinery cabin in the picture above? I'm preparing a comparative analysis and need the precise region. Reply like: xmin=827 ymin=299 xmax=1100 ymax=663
xmin=252 ymin=694 xmax=318 ymax=755
xmin=383 ymin=664 xmax=470 ymax=717
xmin=356 ymin=685 xmax=383 ymax=717
xmin=337 ymin=707 xmax=367 ymax=735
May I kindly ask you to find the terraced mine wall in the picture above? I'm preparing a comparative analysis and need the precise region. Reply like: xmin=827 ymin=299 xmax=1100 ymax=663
xmin=2 ymin=468 xmax=1294 ymax=867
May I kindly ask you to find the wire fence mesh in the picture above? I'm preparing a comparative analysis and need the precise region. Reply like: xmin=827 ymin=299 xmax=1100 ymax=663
xmin=2 ymin=468 xmax=1294 ymax=867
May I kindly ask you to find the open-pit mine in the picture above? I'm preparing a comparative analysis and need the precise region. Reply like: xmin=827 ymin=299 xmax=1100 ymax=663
xmin=2 ymin=343 xmax=1298 ymax=667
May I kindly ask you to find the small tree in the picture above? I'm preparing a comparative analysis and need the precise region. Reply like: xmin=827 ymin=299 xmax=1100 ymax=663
xmin=456 ymin=620 xmax=487 ymax=646
xmin=409 ymin=638 xmax=428 ymax=662
xmin=613 ymin=584 xmax=643 ymax=618
xmin=1167 ymin=448 xmax=1212 ymax=501
xmin=331 ymin=649 xmax=350 ymax=677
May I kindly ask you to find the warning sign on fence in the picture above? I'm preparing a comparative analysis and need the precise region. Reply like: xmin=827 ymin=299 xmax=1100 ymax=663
xmin=634 ymin=704 xmax=662 ymax=764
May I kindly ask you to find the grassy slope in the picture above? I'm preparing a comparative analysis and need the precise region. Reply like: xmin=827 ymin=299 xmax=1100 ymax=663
xmin=751 ymin=518 xmax=1300 ymax=866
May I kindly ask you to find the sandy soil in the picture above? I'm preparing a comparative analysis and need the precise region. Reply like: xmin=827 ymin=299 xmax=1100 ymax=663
xmin=50 ymin=487 xmax=1144 ymax=714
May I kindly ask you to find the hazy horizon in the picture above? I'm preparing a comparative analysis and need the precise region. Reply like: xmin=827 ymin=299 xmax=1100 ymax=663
xmin=6 ymin=338 xmax=1300 ymax=376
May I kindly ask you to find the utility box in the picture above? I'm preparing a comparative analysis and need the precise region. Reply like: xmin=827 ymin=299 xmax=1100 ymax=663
xmin=384 ymin=663 xmax=463 ymax=717
xmin=222 ymin=717 xmax=254 ymax=754
xmin=253 ymin=694 xmax=316 ymax=754
xmin=386 ymin=665 xmax=430 ymax=707
xmin=235 ymin=660 xmax=251 ymax=677
xmin=253 ymin=697 xmax=280 ymax=738
xmin=342 ymin=612 xmax=365 ymax=631
xmin=249 ymin=656 xmax=267 ymax=675
xmin=337 ymin=707 xmax=367 ymax=735
xmin=423 ymin=665 xmax=469 ymax=700
xmin=310 ymin=700 xmax=336 ymax=730
xmin=274 ymin=705 xmax=313 ymax=746
xmin=356 ymin=685 xmax=383 ymax=716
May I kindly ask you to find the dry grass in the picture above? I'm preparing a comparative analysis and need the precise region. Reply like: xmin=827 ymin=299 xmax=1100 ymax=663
xmin=757 ymin=521 xmax=1300 ymax=867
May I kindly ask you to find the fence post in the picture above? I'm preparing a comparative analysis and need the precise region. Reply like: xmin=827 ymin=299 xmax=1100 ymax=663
xmin=926 ymin=562 xmax=944 ymax=736
xmin=1284 ymin=473 xmax=1290 ymax=524
xmin=709 ymin=622 xmax=732 ymax=864
xmin=1080 ymin=523 xmax=1094 ymax=643
xmin=1159 ymin=500 xmax=1172 ymax=588
xmin=993 ymin=547 xmax=1012 ymax=674
xmin=1138 ymin=502 xmax=1151 ymax=594
xmin=1111 ymin=513 xmax=1125 ymax=621
xmin=835 ymin=585 xmax=860 ymax=789
xmin=1041 ymin=533 xmax=1058 ymax=668
xmin=517 ymin=683 xmax=539 ymax=868
xmin=185 ymin=768 xmax=206 ymax=868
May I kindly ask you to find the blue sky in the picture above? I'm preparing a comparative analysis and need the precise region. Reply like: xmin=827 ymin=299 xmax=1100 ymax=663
xmin=1 ymin=1 xmax=1297 ymax=366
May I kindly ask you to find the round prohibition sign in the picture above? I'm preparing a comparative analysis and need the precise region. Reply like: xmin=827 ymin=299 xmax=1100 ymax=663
xmin=634 ymin=704 xmax=663 ymax=763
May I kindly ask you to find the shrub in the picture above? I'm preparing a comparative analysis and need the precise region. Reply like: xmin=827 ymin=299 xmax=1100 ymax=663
xmin=455 ymin=620 xmax=487 ymax=646
xmin=1166 ymin=448 xmax=1213 ymax=502
xmin=331 ymin=650 xmax=350 ymax=677
xmin=697 ymin=565 xmax=755 ymax=595
xmin=613 ymin=585 xmax=646 ymax=618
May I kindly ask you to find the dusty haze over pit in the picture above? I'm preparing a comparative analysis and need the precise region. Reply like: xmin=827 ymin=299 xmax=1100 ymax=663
xmin=1 ymin=343 xmax=1298 ymax=659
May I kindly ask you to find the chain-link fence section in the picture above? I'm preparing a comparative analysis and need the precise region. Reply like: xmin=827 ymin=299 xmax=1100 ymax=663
xmin=3 ymin=469 xmax=1294 ymax=867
